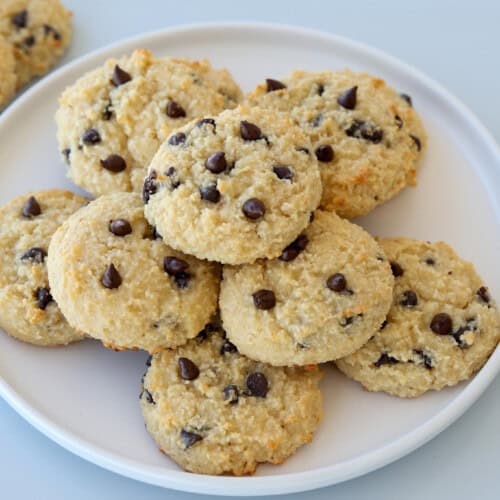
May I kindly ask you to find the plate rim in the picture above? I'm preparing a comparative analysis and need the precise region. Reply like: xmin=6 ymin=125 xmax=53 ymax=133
xmin=1 ymin=21 xmax=500 ymax=496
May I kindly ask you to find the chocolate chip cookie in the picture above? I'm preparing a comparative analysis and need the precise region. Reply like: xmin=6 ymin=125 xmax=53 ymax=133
xmin=143 ymin=105 xmax=322 ymax=264
xmin=141 ymin=325 xmax=323 ymax=475
xmin=0 ymin=0 xmax=72 ymax=89
xmin=47 ymin=192 xmax=220 ymax=353
xmin=336 ymin=238 xmax=500 ymax=397
xmin=56 ymin=49 xmax=243 ymax=197
xmin=219 ymin=210 xmax=394 ymax=365
xmin=0 ymin=190 xmax=87 ymax=345
xmin=0 ymin=36 xmax=16 ymax=110
xmin=247 ymin=69 xmax=426 ymax=218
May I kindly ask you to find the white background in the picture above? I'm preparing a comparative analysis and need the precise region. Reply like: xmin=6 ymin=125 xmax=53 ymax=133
xmin=1 ymin=1 xmax=500 ymax=498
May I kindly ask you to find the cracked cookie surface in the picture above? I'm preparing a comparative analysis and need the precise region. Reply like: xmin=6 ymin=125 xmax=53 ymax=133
xmin=0 ymin=189 xmax=87 ymax=345
xmin=220 ymin=210 xmax=394 ymax=365
xmin=47 ymin=192 xmax=220 ymax=353
xmin=55 ymin=49 xmax=242 ymax=197
xmin=141 ymin=325 xmax=323 ymax=475
xmin=336 ymin=238 xmax=500 ymax=397
xmin=247 ymin=69 xmax=426 ymax=218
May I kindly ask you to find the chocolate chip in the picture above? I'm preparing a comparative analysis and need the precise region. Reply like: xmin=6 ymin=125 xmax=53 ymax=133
xmin=224 ymin=385 xmax=239 ymax=404
xmin=400 ymin=93 xmax=413 ymax=107
xmin=205 ymin=152 xmax=227 ymax=173
xmin=166 ymin=167 xmax=176 ymax=177
xmin=477 ymin=286 xmax=490 ymax=303
xmin=142 ymin=171 xmax=157 ymax=203
xmin=180 ymin=429 xmax=203 ymax=449
xmin=103 ymin=101 xmax=113 ymax=120
xmin=451 ymin=318 xmax=477 ymax=348
xmin=430 ymin=313 xmax=452 ymax=335
xmin=100 ymin=154 xmax=126 ymax=172
xmin=337 ymin=86 xmax=357 ymax=109
xmin=425 ymin=258 xmax=435 ymax=265
xmin=101 ymin=264 xmax=122 ymax=289
xmin=240 ymin=121 xmax=262 ymax=141
xmin=400 ymin=290 xmax=418 ymax=307
xmin=297 ymin=147 xmax=310 ymax=155
xmin=246 ymin=372 xmax=268 ymax=397
xmin=197 ymin=118 xmax=216 ymax=128
xmin=242 ymin=198 xmax=265 ymax=220
xmin=220 ymin=340 xmax=238 ymax=355
xmin=168 ymin=132 xmax=186 ymax=145
xmin=340 ymin=314 xmax=362 ymax=327
xmin=164 ymin=256 xmax=189 ymax=276
xmin=109 ymin=219 xmax=132 ymax=236
xmin=43 ymin=24 xmax=61 ymax=40
xmin=200 ymin=185 xmax=221 ymax=203
xmin=311 ymin=114 xmax=323 ymax=127
xmin=414 ymin=350 xmax=433 ymax=369
xmin=315 ymin=144 xmax=334 ymax=162
xmin=327 ymin=273 xmax=347 ymax=292
xmin=252 ymin=289 xmax=276 ymax=310
xmin=374 ymin=352 xmax=399 ymax=367
xmin=174 ymin=272 xmax=191 ymax=289
xmin=178 ymin=357 xmax=199 ymax=380
xmin=12 ymin=10 xmax=27 ymax=28
xmin=111 ymin=65 xmax=132 ymax=86
xmin=266 ymin=78 xmax=286 ymax=92
xmin=81 ymin=128 xmax=101 ymax=145
xmin=166 ymin=99 xmax=186 ymax=118
xmin=24 ymin=35 xmax=35 ymax=47
xmin=35 ymin=287 xmax=53 ymax=310
xmin=279 ymin=234 xmax=308 ymax=262
xmin=390 ymin=261 xmax=404 ymax=277
xmin=395 ymin=115 xmax=403 ymax=129
xmin=410 ymin=135 xmax=422 ymax=151
xmin=62 ymin=148 xmax=71 ymax=163
xmin=22 ymin=196 xmax=41 ymax=218
xmin=345 ymin=120 xmax=383 ymax=143
xmin=21 ymin=247 xmax=47 ymax=264
xmin=143 ymin=389 xmax=155 ymax=404
xmin=317 ymin=83 xmax=325 ymax=96
xmin=273 ymin=165 xmax=293 ymax=181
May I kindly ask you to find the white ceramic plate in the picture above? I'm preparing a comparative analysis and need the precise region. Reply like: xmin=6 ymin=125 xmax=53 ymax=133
xmin=0 ymin=23 xmax=499 ymax=497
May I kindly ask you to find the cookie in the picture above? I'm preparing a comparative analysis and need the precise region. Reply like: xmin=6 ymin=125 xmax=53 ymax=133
xmin=55 ymin=49 xmax=243 ymax=197
xmin=247 ymin=69 xmax=426 ymax=218
xmin=336 ymin=238 xmax=500 ymax=398
xmin=0 ymin=0 xmax=72 ymax=89
xmin=47 ymin=192 xmax=220 ymax=353
xmin=219 ymin=210 xmax=394 ymax=365
xmin=143 ymin=105 xmax=322 ymax=264
xmin=0 ymin=36 xmax=16 ymax=110
xmin=141 ymin=325 xmax=323 ymax=475
xmin=0 ymin=190 xmax=87 ymax=346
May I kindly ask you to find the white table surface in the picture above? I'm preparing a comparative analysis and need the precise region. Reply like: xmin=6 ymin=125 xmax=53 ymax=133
xmin=2 ymin=1 xmax=500 ymax=498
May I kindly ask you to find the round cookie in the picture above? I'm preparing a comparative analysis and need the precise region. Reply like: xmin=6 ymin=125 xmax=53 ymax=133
xmin=141 ymin=324 xmax=323 ymax=475
xmin=219 ymin=210 xmax=394 ymax=366
xmin=0 ymin=36 xmax=17 ymax=110
xmin=0 ymin=0 xmax=72 ymax=89
xmin=55 ymin=49 xmax=243 ymax=197
xmin=247 ymin=69 xmax=426 ymax=218
xmin=0 ymin=190 xmax=87 ymax=346
xmin=336 ymin=238 xmax=500 ymax=398
xmin=143 ymin=105 xmax=322 ymax=265
xmin=47 ymin=192 xmax=220 ymax=353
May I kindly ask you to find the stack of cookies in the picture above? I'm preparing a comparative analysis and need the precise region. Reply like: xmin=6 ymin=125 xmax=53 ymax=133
xmin=1 ymin=48 xmax=499 ymax=476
